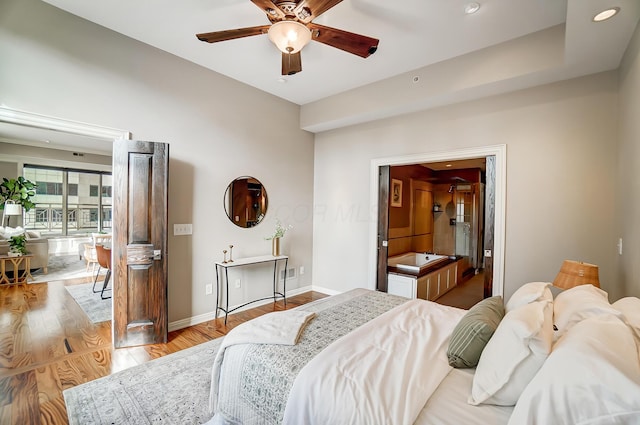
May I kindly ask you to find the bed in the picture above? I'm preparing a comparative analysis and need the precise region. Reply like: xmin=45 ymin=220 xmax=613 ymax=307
xmin=207 ymin=284 xmax=640 ymax=425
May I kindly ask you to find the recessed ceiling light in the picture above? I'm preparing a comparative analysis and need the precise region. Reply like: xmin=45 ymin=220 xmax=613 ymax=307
xmin=464 ymin=2 xmax=481 ymax=14
xmin=593 ymin=7 xmax=620 ymax=22
xmin=445 ymin=164 xmax=453 ymax=168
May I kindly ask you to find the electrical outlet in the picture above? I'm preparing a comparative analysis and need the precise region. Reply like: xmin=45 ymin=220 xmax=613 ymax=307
xmin=205 ymin=284 xmax=213 ymax=295
xmin=174 ymin=223 xmax=193 ymax=236
xmin=235 ymin=279 xmax=241 ymax=289
xmin=299 ymin=266 xmax=305 ymax=275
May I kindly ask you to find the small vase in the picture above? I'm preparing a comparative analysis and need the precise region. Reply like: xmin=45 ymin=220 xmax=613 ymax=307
xmin=272 ymin=237 xmax=280 ymax=256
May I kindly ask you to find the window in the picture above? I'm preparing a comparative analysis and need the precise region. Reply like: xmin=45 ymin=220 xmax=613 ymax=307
xmin=36 ymin=181 xmax=47 ymax=194
xmin=34 ymin=208 xmax=49 ymax=223
xmin=24 ymin=166 xmax=112 ymax=235
xmin=36 ymin=181 xmax=64 ymax=195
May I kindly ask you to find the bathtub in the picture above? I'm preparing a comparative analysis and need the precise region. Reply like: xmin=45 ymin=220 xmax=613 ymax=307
xmin=388 ymin=252 xmax=449 ymax=273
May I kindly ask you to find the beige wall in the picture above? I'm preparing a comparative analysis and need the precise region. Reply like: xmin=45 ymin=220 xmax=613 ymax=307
xmin=313 ymin=72 xmax=620 ymax=300
xmin=2 ymin=0 xmax=637 ymax=318
xmin=0 ymin=162 xmax=18 ymax=183
xmin=0 ymin=0 xmax=315 ymax=324
xmin=616 ymin=22 xmax=640 ymax=301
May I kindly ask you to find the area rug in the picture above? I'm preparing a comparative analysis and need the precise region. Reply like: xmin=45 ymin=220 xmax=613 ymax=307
xmin=64 ymin=282 xmax=112 ymax=323
xmin=64 ymin=337 xmax=223 ymax=425
xmin=31 ymin=254 xmax=103 ymax=283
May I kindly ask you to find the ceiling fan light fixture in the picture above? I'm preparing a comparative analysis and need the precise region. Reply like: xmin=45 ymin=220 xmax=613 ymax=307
xmin=268 ymin=20 xmax=312 ymax=54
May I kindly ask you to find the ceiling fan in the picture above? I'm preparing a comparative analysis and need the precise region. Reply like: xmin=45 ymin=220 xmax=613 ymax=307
xmin=196 ymin=0 xmax=379 ymax=76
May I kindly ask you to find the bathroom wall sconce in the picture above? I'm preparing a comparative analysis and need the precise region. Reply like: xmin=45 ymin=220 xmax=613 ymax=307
xmin=553 ymin=260 xmax=600 ymax=289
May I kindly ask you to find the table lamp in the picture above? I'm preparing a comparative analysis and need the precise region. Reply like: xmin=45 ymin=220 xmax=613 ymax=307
xmin=2 ymin=200 xmax=22 ymax=227
xmin=553 ymin=260 xmax=600 ymax=290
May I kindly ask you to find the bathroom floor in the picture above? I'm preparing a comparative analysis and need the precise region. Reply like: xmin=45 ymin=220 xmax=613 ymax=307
xmin=436 ymin=270 xmax=485 ymax=310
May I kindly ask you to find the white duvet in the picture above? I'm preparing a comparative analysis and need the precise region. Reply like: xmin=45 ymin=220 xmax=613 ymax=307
xmin=282 ymin=299 xmax=466 ymax=425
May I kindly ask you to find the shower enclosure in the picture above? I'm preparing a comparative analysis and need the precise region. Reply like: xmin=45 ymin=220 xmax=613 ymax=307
xmin=454 ymin=183 xmax=484 ymax=270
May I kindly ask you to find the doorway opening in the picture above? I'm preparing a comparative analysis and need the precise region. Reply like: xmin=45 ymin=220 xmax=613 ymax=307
xmin=369 ymin=145 xmax=506 ymax=304
xmin=0 ymin=107 xmax=129 ymax=325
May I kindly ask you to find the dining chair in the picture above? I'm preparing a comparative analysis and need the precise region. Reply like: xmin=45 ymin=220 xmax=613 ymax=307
xmin=84 ymin=244 xmax=99 ymax=275
xmin=87 ymin=233 xmax=112 ymax=278
xmin=93 ymin=244 xmax=112 ymax=300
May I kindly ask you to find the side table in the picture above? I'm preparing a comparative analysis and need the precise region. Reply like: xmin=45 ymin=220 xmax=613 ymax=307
xmin=0 ymin=254 xmax=34 ymax=284
xmin=215 ymin=255 xmax=288 ymax=324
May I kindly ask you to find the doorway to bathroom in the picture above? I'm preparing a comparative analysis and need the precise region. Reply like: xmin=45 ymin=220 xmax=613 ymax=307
xmin=371 ymin=145 xmax=506 ymax=304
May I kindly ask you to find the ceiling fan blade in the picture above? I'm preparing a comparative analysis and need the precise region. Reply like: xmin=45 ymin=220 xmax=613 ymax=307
xmin=196 ymin=25 xmax=271 ymax=43
xmin=293 ymin=0 xmax=345 ymax=23
xmin=282 ymin=51 xmax=302 ymax=75
xmin=308 ymin=23 xmax=379 ymax=58
xmin=250 ymin=0 xmax=286 ymax=21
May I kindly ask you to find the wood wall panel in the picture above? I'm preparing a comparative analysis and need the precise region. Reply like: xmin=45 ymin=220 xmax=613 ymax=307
xmin=128 ymin=153 xmax=152 ymax=244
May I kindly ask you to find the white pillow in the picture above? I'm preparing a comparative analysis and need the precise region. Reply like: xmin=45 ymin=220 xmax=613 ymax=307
xmin=612 ymin=297 xmax=640 ymax=351
xmin=25 ymin=230 xmax=42 ymax=240
xmin=508 ymin=315 xmax=640 ymax=425
xmin=612 ymin=297 xmax=640 ymax=330
xmin=3 ymin=226 xmax=25 ymax=238
xmin=553 ymin=284 xmax=621 ymax=338
xmin=469 ymin=299 xmax=553 ymax=406
xmin=505 ymin=281 xmax=552 ymax=313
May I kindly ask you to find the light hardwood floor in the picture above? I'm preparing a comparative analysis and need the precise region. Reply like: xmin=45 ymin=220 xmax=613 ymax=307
xmin=0 ymin=273 xmax=480 ymax=425
xmin=0 ymin=277 xmax=327 ymax=425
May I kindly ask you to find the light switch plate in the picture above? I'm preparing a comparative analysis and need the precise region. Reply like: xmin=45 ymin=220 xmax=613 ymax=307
xmin=174 ymin=223 xmax=192 ymax=235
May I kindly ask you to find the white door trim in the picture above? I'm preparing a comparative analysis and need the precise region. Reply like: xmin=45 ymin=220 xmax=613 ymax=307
xmin=0 ymin=105 xmax=131 ymax=141
xmin=369 ymin=144 xmax=507 ymax=297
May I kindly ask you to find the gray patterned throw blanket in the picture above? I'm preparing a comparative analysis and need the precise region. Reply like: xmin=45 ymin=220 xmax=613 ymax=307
xmin=211 ymin=289 xmax=409 ymax=425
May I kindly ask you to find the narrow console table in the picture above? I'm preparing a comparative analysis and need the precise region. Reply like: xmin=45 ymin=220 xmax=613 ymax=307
xmin=0 ymin=254 xmax=33 ymax=285
xmin=215 ymin=255 xmax=288 ymax=324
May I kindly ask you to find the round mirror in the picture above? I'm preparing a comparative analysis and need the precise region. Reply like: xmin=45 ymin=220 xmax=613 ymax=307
xmin=224 ymin=176 xmax=268 ymax=228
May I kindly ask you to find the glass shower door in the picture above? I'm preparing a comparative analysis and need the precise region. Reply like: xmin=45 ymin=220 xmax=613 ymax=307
xmin=455 ymin=186 xmax=473 ymax=258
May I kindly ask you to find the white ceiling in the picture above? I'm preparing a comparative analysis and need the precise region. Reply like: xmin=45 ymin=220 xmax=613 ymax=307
xmin=2 ymin=0 xmax=639 ymax=154
xmin=37 ymin=0 xmax=635 ymax=106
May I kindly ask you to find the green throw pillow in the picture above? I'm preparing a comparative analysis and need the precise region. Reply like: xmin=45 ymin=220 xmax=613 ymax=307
xmin=447 ymin=296 xmax=505 ymax=368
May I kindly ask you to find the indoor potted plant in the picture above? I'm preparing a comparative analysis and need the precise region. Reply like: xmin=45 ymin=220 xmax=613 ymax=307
xmin=265 ymin=219 xmax=293 ymax=256
xmin=1 ymin=176 xmax=37 ymax=211
xmin=1 ymin=177 xmax=36 ymax=227
xmin=7 ymin=234 xmax=28 ymax=256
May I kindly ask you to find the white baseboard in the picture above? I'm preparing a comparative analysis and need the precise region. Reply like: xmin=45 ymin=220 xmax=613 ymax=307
xmin=309 ymin=285 xmax=341 ymax=296
xmin=168 ymin=285 xmax=338 ymax=332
